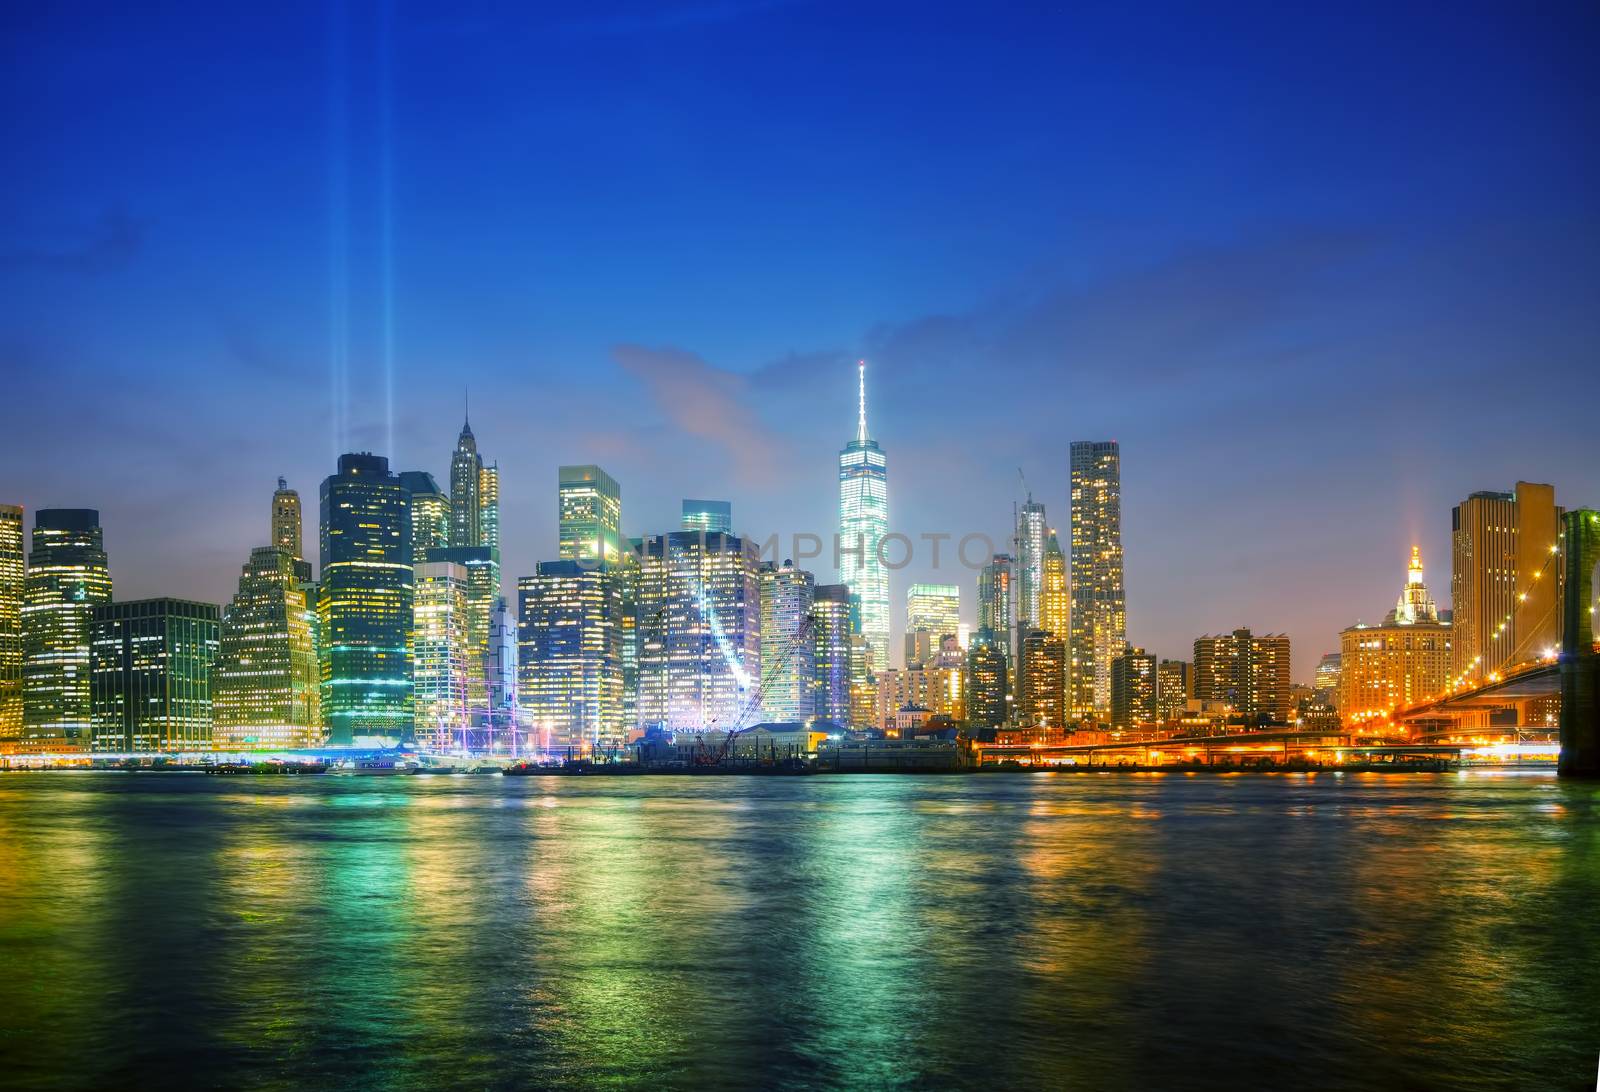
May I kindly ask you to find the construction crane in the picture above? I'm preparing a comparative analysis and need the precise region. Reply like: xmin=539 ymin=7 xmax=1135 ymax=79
xmin=701 ymin=610 xmax=817 ymax=766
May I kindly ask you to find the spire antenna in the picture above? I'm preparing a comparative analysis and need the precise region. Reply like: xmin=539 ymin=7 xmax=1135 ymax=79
xmin=856 ymin=359 xmax=868 ymax=444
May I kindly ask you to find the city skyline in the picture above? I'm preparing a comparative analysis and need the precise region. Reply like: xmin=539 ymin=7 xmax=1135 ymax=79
xmin=3 ymin=4 xmax=1598 ymax=682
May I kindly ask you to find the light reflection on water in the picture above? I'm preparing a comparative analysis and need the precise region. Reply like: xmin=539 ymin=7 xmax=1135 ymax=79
xmin=0 ymin=771 xmax=1596 ymax=1090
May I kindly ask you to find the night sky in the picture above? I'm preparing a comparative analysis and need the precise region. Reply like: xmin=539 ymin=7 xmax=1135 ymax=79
xmin=2 ymin=1 xmax=1596 ymax=679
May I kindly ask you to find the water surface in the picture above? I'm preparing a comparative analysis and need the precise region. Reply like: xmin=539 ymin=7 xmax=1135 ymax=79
xmin=0 ymin=770 xmax=1596 ymax=1090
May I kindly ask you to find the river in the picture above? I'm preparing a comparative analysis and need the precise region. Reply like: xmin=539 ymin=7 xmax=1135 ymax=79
xmin=0 ymin=770 xmax=1595 ymax=1090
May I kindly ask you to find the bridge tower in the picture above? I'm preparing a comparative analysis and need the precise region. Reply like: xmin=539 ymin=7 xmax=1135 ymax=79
xmin=1557 ymin=509 xmax=1600 ymax=777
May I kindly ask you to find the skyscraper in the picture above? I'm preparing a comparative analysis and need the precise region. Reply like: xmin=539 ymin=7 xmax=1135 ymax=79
xmin=425 ymin=545 xmax=500 ymax=725
xmin=1015 ymin=497 xmax=1047 ymax=632
xmin=214 ymin=546 xmax=321 ymax=749
xmin=1340 ymin=546 xmax=1453 ymax=725
xmin=1110 ymin=644 xmax=1157 ymax=729
xmin=272 ymin=478 xmax=303 ymax=564
xmin=90 ymin=598 xmax=219 ymax=752
xmin=1018 ymin=629 xmax=1066 ymax=728
xmin=965 ymin=632 xmax=1009 ymax=729
xmin=320 ymin=453 xmax=413 ymax=744
xmin=559 ymin=465 xmax=624 ymax=563
xmin=1451 ymin=482 xmax=1562 ymax=686
xmin=838 ymin=360 xmax=889 ymax=671
xmin=1041 ymin=530 xmax=1068 ymax=640
xmin=1069 ymin=441 xmax=1125 ymax=721
xmin=449 ymin=417 xmax=483 ymax=549
xmin=412 ymin=558 xmax=471 ymax=751
xmin=400 ymin=471 xmax=451 ymax=555
xmin=1156 ymin=659 xmax=1193 ymax=723
xmin=811 ymin=583 xmax=854 ymax=724
xmin=0 ymin=505 xmax=21 ymax=739
xmin=518 ymin=560 xmax=627 ymax=755
xmin=682 ymin=499 xmax=732 ymax=536
xmin=759 ymin=560 xmax=816 ymax=722
xmin=977 ymin=553 xmax=1014 ymax=664
xmin=1193 ymin=628 xmax=1292 ymax=724
xmin=635 ymin=530 xmax=761 ymax=733
xmin=479 ymin=462 xmax=500 ymax=552
xmin=22 ymin=509 xmax=112 ymax=739
xmin=905 ymin=582 xmax=960 ymax=668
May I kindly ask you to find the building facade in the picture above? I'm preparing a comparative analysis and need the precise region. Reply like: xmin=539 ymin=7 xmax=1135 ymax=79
xmin=977 ymin=553 xmax=1014 ymax=666
xmin=1155 ymin=659 xmax=1193 ymax=724
xmin=1451 ymin=482 xmax=1562 ymax=686
xmin=1110 ymin=644 xmax=1157 ymax=729
xmin=449 ymin=418 xmax=483 ymax=549
xmin=1069 ymin=441 xmax=1126 ymax=721
xmin=1340 ymin=547 xmax=1453 ymax=726
xmin=1015 ymin=497 xmax=1048 ymax=632
xmin=838 ymin=361 xmax=890 ymax=672
xmin=811 ymin=584 xmax=854 ymax=724
xmin=681 ymin=499 xmax=732 ymax=536
xmin=518 ymin=560 xmax=627 ymax=756
xmin=559 ymin=465 xmax=624 ymax=564
xmin=0 ymin=504 xmax=21 ymax=738
xmin=965 ymin=631 xmax=1009 ymax=728
xmin=1017 ymin=629 xmax=1066 ymax=728
xmin=22 ymin=509 xmax=113 ymax=739
xmin=319 ymin=453 xmax=413 ymax=744
xmin=400 ymin=471 xmax=451 ymax=555
xmin=213 ymin=546 xmax=321 ymax=749
xmin=1193 ymin=628 xmax=1292 ymax=724
xmin=635 ymin=531 xmax=761 ymax=733
xmin=412 ymin=559 xmax=471 ymax=751
xmin=1041 ymin=530 xmax=1069 ymax=641
xmin=90 ymin=598 xmax=219 ymax=752
xmin=905 ymin=582 xmax=960 ymax=668
xmin=759 ymin=560 xmax=816 ymax=722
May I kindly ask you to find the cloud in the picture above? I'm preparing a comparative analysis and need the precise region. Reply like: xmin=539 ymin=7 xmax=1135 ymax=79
xmin=611 ymin=343 xmax=790 ymax=486
xmin=0 ymin=209 xmax=145 ymax=275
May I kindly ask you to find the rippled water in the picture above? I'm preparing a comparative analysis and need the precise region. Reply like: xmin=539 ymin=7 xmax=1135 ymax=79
xmin=0 ymin=770 xmax=1596 ymax=1090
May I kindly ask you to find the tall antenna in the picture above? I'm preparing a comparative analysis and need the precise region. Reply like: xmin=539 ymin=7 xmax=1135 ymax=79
xmin=857 ymin=359 xmax=868 ymax=444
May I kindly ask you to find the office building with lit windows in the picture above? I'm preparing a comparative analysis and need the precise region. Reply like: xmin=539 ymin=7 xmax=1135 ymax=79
xmin=22 ymin=509 xmax=113 ymax=739
xmin=1069 ymin=441 xmax=1126 ymax=721
xmin=0 ymin=504 xmax=21 ymax=739
xmin=213 ymin=546 xmax=321 ymax=749
xmin=1194 ymin=628 xmax=1292 ymax=724
xmin=1018 ymin=629 xmax=1066 ymax=728
xmin=977 ymin=553 xmax=1014 ymax=666
xmin=635 ymin=530 xmax=761 ymax=733
xmin=559 ymin=465 xmax=624 ymax=563
xmin=479 ymin=462 xmax=500 ymax=552
xmin=449 ymin=418 xmax=484 ymax=548
xmin=905 ymin=582 xmax=960 ymax=668
xmin=965 ymin=630 xmax=1009 ymax=728
xmin=812 ymin=583 xmax=854 ymax=723
xmin=1156 ymin=659 xmax=1193 ymax=723
xmin=1041 ymin=530 xmax=1068 ymax=640
xmin=319 ymin=453 xmax=414 ymax=744
xmin=838 ymin=361 xmax=889 ymax=671
xmin=759 ymin=560 xmax=815 ymax=722
xmin=519 ymin=560 xmax=626 ymax=755
xmin=1110 ymin=644 xmax=1157 ymax=729
xmin=681 ymin=499 xmax=732 ymax=536
xmin=401 ymin=471 xmax=451 ymax=555
xmin=90 ymin=598 xmax=219 ymax=752
xmin=1340 ymin=547 xmax=1453 ymax=726
xmin=413 ymin=558 xmax=471 ymax=751
xmin=1015 ymin=497 xmax=1047 ymax=632
xmin=425 ymin=545 xmax=499 ymax=724
xmin=1450 ymin=482 xmax=1562 ymax=686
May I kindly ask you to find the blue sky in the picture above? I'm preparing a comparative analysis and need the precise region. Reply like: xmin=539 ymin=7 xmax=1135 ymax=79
xmin=2 ymin=0 xmax=1596 ymax=677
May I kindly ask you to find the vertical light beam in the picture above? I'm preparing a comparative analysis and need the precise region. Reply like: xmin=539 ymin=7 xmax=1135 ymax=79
xmin=326 ymin=0 xmax=350 ymax=459
xmin=379 ymin=0 xmax=396 ymax=461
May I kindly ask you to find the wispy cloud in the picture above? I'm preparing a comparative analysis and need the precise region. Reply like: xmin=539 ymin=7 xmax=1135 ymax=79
xmin=0 ymin=209 xmax=145 ymax=275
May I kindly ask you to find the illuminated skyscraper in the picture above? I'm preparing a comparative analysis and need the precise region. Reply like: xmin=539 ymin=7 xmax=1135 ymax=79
xmin=272 ymin=478 xmax=303 ymax=562
xmin=977 ymin=553 xmax=1014 ymax=665
xmin=559 ymin=465 xmax=624 ymax=563
xmin=1015 ymin=497 xmax=1047 ymax=632
xmin=90 ymin=598 xmax=219 ymax=752
xmin=636 ymin=530 xmax=760 ymax=733
xmin=1193 ymin=628 xmax=1292 ymax=724
xmin=0 ymin=504 xmax=21 ymax=738
xmin=1018 ymin=629 xmax=1066 ymax=728
xmin=1110 ymin=644 xmax=1157 ymax=729
xmin=965 ymin=630 xmax=1009 ymax=728
xmin=1041 ymin=531 xmax=1068 ymax=640
xmin=1451 ymin=482 xmax=1562 ymax=686
xmin=319 ymin=453 xmax=413 ymax=744
xmin=682 ymin=499 xmax=732 ymax=536
xmin=1340 ymin=547 xmax=1453 ymax=726
xmin=904 ymin=582 xmax=960 ymax=668
xmin=760 ymin=560 xmax=815 ymax=722
xmin=1069 ymin=441 xmax=1125 ymax=720
xmin=1156 ymin=659 xmax=1193 ymax=723
xmin=449 ymin=418 xmax=483 ymax=548
xmin=519 ymin=560 xmax=627 ymax=754
xmin=412 ymin=558 xmax=470 ymax=751
xmin=838 ymin=360 xmax=889 ymax=671
xmin=400 ymin=471 xmax=451 ymax=555
xmin=811 ymin=583 xmax=853 ymax=723
xmin=214 ymin=546 xmax=321 ymax=749
xmin=22 ymin=509 xmax=112 ymax=739
xmin=479 ymin=462 xmax=500 ymax=552
xmin=425 ymin=545 xmax=500 ymax=727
